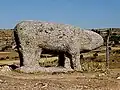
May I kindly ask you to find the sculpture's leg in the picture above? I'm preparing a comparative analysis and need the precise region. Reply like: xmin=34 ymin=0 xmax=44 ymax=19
xmin=69 ymin=47 xmax=82 ymax=71
xmin=58 ymin=52 xmax=73 ymax=70
xmin=64 ymin=56 xmax=72 ymax=69
xmin=23 ymin=48 xmax=41 ymax=67
xmin=71 ymin=52 xmax=82 ymax=71
xmin=20 ymin=45 xmax=42 ymax=73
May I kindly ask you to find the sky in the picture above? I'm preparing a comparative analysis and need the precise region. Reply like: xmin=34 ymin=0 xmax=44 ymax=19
xmin=0 ymin=0 xmax=120 ymax=29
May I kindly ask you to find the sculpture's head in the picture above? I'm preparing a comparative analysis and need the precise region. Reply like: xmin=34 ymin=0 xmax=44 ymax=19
xmin=80 ymin=30 xmax=103 ymax=51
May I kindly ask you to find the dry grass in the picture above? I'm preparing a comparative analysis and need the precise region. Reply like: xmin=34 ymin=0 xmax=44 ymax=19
xmin=39 ymin=57 xmax=58 ymax=67
xmin=0 ymin=51 xmax=18 ymax=60
xmin=0 ymin=60 xmax=19 ymax=65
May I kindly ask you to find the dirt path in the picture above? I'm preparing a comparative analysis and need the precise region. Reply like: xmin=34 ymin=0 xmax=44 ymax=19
xmin=0 ymin=71 xmax=119 ymax=90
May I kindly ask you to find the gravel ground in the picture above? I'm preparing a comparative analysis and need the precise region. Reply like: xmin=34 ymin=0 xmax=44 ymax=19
xmin=0 ymin=70 xmax=119 ymax=90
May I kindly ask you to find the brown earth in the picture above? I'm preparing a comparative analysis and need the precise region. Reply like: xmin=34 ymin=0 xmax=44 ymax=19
xmin=0 ymin=70 xmax=120 ymax=90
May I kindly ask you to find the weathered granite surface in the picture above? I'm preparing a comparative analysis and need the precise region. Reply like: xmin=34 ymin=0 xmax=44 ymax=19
xmin=13 ymin=20 xmax=103 ymax=73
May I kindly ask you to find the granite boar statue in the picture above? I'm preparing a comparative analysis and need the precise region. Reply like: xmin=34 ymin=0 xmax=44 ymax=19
xmin=13 ymin=21 xmax=103 ymax=73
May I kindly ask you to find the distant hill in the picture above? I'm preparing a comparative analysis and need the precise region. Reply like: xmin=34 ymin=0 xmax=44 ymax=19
xmin=0 ymin=29 xmax=13 ymax=51
xmin=91 ymin=28 xmax=120 ymax=45
xmin=91 ymin=28 xmax=120 ymax=35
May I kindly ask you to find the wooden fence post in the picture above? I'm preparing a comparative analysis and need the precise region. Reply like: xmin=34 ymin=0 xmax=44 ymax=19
xmin=106 ymin=28 xmax=111 ymax=69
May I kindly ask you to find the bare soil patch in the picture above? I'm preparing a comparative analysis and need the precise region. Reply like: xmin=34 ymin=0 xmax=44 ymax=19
xmin=0 ymin=70 xmax=120 ymax=90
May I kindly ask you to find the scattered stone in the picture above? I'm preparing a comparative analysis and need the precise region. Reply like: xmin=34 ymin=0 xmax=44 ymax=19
xmin=8 ymin=64 xmax=19 ymax=70
xmin=34 ymin=82 xmax=48 ymax=88
xmin=91 ymin=73 xmax=106 ymax=78
xmin=0 ymin=66 xmax=2 ymax=69
xmin=98 ymin=73 xmax=105 ymax=77
xmin=117 ymin=77 xmax=120 ymax=80
xmin=0 ymin=79 xmax=3 ymax=83
xmin=41 ymin=83 xmax=48 ymax=88
xmin=1 ymin=66 xmax=12 ymax=72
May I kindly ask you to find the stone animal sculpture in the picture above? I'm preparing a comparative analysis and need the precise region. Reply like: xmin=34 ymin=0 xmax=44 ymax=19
xmin=13 ymin=20 xmax=103 ymax=73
